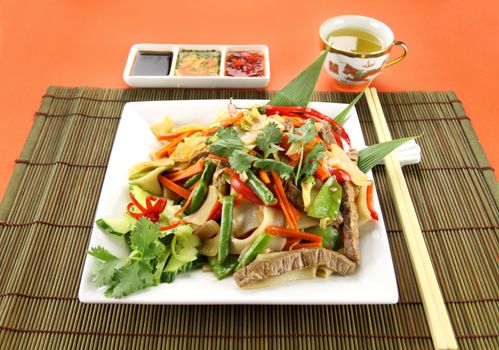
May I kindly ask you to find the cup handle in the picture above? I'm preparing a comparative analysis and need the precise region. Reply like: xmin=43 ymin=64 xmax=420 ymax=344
xmin=384 ymin=40 xmax=408 ymax=68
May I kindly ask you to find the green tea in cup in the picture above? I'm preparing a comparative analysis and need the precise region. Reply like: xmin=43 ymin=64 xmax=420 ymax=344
xmin=319 ymin=15 xmax=408 ymax=91
xmin=326 ymin=28 xmax=384 ymax=53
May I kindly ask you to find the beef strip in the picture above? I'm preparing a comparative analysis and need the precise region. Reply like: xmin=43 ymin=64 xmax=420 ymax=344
xmin=319 ymin=123 xmax=337 ymax=145
xmin=233 ymin=248 xmax=356 ymax=288
xmin=190 ymin=150 xmax=210 ymax=164
xmin=340 ymin=149 xmax=360 ymax=263
xmin=283 ymin=180 xmax=304 ymax=210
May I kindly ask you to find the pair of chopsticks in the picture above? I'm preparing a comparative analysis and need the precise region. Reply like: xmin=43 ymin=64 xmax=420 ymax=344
xmin=365 ymin=88 xmax=458 ymax=350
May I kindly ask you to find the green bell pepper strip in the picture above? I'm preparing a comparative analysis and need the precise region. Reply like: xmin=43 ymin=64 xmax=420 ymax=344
xmin=307 ymin=226 xmax=341 ymax=250
xmin=185 ymin=160 xmax=217 ymax=215
xmin=218 ymin=195 xmax=235 ymax=264
xmin=246 ymin=171 xmax=277 ymax=205
xmin=307 ymin=176 xmax=342 ymax=220
xmin=182 ymin=173 xmax=202 ymax=188
xmin=235 ymin=233 xmax=273 ymax=271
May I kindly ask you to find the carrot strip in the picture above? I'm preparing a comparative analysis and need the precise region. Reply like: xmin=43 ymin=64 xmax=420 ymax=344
xmin=176 ymin=195 xmax=193 ymax=215
xmin=166 ymin=160 xmax=205 ymax=182
xmin=258 ymin=169 xmax=270 ymax=184
xmin=208 ymin=154 xmax=229 ymax=163
xmin=272 ymin=185 xmax=295 ymax=231
xmin=288 ymin=117 xmax=305 ymax=127
xmin=154 ymin=131 xmax=198 ymax=159
xmin=266 ymin=226 xmax=322 ymax=243
xmin=159 ymin=175 xmax=192 ymax=199
xmin=283 ymin=238 xmax=301 ymax=251
xmin=291 ymin=242 xmax=322 ymax=250
xmin=271 ymin=172 xmax=298 ymax=230
xmin=157 ymin=127 xmax=203 ymax=141
xmin=314 ymin=165 xmax=329 ymax=182
xmin=220 ymin=111 xmax=244 ymax=127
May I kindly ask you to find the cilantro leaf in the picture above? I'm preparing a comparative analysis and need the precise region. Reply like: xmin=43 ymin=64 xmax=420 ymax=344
xmin=87 ymin=246 xmax=118 ymax=262
xmin=256 ymin=123 xmax=283 ymax=158
xmin=131 ymin=217 xmax=160 ymax=255
xmin=209 ymin=127 xmax=246 ymax=157
xmin=92 ymin=259 xmax=120 ymax=287
xmin=253 ymin=159 xmax=294 ymax=180
xmin=301 ymin=143 xmax=326 ymax=178
xmin=105 ymin=260 xmax=154 ymax=298
xmin=286 ymin=119 xmax=316 ymax=144
xmin=229 ymin=150 xmax=259 ymax=174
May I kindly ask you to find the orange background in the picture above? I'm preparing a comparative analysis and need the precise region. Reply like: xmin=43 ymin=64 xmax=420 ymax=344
xmin=0 ymin=0 xmax=497 ymax=199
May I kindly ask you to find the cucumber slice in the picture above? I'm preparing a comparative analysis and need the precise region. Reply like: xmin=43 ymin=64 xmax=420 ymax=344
xmin=96 ymin=218 xmax=131 ymax=236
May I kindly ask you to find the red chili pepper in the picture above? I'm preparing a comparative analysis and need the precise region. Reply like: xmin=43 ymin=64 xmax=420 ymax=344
xmin=207 ymin=200 xmax=222 ymax=221
xmin=127 ymin=192 xmax=167 ymax=223
xmin=366 ymin=181 xmax=379 ymax=221
xmin=328 ymin=168 xmax=351 ymax=183
xmin=229 ymin=173 xmax=264 ymax=205
xmin=160 ymin=221 xmax=182 ymax=231
xmin=265 ymin=105 xmax=351 ymax=147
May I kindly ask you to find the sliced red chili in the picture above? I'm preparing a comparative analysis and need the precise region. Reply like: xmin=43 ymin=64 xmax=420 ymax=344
xmin=127 ymin=192 xmax=167 ymax=223
xmin=328 ymin=168 xmax=351 ymax=183
xmin=229 ymin=173 xmax=264 ymax=205
xmin=366 ymin=181 xmax=379 ymax=221
xmin=207 ymin=200 xmax=222 ymax=221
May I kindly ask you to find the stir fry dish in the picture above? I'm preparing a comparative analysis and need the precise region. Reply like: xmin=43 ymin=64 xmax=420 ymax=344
xmin=87 ymin=103 xmax=382 ymax=297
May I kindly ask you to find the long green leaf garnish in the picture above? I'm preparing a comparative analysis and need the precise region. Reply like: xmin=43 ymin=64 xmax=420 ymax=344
xmin=334 ymin=90 xmax=366 ymax=125
xmin=358 ymin=137 xmax=415 ymax=173
xmin=267 ymin=50 xmax=328 ymax=107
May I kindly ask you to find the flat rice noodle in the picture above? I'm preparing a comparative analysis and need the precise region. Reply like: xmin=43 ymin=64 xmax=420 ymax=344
xmin=230 ymin=206 xmax=286 ymax=254
xmin=327 ymin=144 xmax=369 ymax=187
xmin=130 ymin=165 xmax=172 ymax=197
xmin=128 ymin=159 xmax=174 ymax=179
xmin=232 ymin=199 xmax=261 ymax=238
xmin=355 ymin=185 xmax=372 ymax=227
xmin=198 ymin=234 xmax=220 ymax=257
xmin=297 ymin=214 xmax=319 ymax=229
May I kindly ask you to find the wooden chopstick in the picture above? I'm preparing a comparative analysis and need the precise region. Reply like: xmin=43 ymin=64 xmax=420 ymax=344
xmin=365 ymin=88 xmax=458 ymax=350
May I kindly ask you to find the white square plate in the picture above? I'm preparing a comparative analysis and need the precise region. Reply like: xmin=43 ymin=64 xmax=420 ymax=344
xmin=79 ymin=100 xmax=398 ymax=304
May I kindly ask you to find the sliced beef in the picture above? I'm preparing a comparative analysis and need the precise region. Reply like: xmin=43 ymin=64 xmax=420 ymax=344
xmin=319 ymin=124 xmax=337 ymax=145
xmin=284 ymin=180 xmax=304 ymax=210
xmin=233 ymin=248 xmax=356 ymax=288
xmin=340 ymin=149 xmax=360 ymax=263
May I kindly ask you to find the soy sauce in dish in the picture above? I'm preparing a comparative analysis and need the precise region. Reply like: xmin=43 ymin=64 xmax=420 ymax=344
xmin=131 ymin=51 xmax=173 ymax=76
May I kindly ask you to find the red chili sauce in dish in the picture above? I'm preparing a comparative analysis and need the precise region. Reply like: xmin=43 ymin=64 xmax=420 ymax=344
xmin=225 ymin=51 xmax=265 ymax=77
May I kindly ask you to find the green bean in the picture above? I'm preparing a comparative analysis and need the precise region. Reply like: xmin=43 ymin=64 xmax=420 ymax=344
xmin=235 ymin=233 xmax=273 ymax=270
xmin=185 ymin=161 xmax=216 ymax=214
xmin=218 ymin=195 xmax=235 ymax=264
xmin=182 ymin=173 xmax=202 ymax=188
xmin=246 ymin=171 xmax=277 ymax=205
xmin=208 ymin=256 xmax=238 ymax=280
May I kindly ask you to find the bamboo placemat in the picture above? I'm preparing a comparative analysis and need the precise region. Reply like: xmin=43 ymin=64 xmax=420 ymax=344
xmin=0 ymin=87 xmax=497 ymax=350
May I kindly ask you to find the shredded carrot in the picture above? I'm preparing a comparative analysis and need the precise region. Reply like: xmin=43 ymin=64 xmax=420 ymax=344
xmin=154 ymin=130 xmax=197 ymax=159
xmin=288 ymin=116 xmax=305 ymax=127
xmin=176 ymin=195 xmax=193 ymax=215
xmin=220 ymin=111 xmax=244 ymax=127
xmin=166 ymin=160 xmax=205 ymax=182
xmin=208 ymin=154 xmax=229 ymax=163
xmin=157 ymin=127 xmax=203 ymax=141
xmin=159 ymin=175 xmax=192 ymax=199
xmin=272 ymin=185 xmax=295 ymax=230
xmin=224 ymin=167 xmax=235 ymax=176
xmin=304 ymin=137 xmax=322 ymax=152
xmin=283 ymin=238 xmax=301 ymax=251
xmin=291 ymin=242 xmax=322 ymax=250
xmin=258 ymin=169 xmax=270 ymax=184
xmin=287 ymin=200 xmax=301 ymax=222
xmin=314 ymin=165 xmax=329 ymax=182
xmin=266 ymin=226 xmax=322 ymax=243
xmin=202 ymin=126 xmax=219 ymax=136
xmin=271 ymin=172 xmax=299 ymax=229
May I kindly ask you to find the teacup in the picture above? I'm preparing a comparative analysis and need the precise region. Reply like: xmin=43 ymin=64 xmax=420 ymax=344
xmin=319 ymin=15 xmax=407 ymax=91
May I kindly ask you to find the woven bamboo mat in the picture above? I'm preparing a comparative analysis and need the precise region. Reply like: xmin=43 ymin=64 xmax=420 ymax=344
xmin=0 ymin=87 xmax=497 ymax=350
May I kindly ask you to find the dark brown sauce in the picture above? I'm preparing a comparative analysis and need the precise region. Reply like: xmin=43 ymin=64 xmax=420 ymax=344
xmin=131 ymin=51 xmax=173 ymax=76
